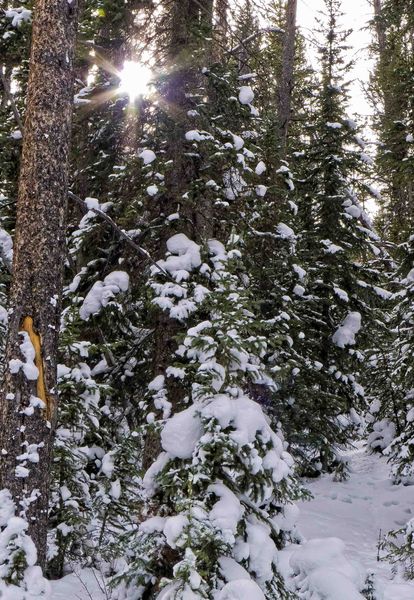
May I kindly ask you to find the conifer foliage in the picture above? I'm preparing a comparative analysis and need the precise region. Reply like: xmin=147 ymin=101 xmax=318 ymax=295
xmin=2 ymin=0 xmax=414 ymax=597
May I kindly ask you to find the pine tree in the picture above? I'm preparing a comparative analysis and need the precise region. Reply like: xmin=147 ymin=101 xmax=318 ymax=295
xmin=381 ymin=238 xmax=414 ymax=483
xmin=277 ymin=0 xmax=385 ymax=476
xmin=44 ymin=0 xmax=157 ymax=575
xmin=77 ymin=1 xmax=305 ymax=592
xmin=277 ymin=0 xmax=298 ymax=155
xmin=370 ymin=0 xmax=414 ymax=244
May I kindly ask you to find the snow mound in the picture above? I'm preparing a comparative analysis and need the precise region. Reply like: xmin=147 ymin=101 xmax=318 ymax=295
xmin=208 ymin=483 xmax=244 ymax=541
xmin=255 ymin=161 xmax=266 ymax=175
xmin=161 ymin=404 xmax=203 ymax=459
xmin=277 ymin=223 xmax=296 ymax=240
xmin=290 ymin=538 xmax=364 ymax=599
xmin=9 ymin=331 xmax=39 ymax=381
xmin=139 ymin=149 xmax=156 ymax=164
xmin=153 ymin=233 xmax=201 ymax=282
xmin=367 ymin=418 xmax=396 ymax=451
xmin=0 ymin=227 xmax=13 ymax=268
xmin=217 ymin=579 xmax=265 ymax=600
xmin=5 ymin=7 xmax=32 ymax=27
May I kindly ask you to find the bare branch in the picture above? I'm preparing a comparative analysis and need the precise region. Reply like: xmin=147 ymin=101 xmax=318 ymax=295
xmin=0 ymin=70 xmax=24 ymax=132
xmin=228 ymin=26 xmax=284 ymax=55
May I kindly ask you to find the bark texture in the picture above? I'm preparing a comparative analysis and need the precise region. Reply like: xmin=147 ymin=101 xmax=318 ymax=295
xmin=0 ymin=0 xmax=78 ymax=569
xmin=213 ymin=0 xmax=229 ymax=60
xmin=277 ymin=0 xmax=297 ymax=155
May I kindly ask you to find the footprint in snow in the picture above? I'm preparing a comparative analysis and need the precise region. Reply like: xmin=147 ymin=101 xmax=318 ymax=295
xmin=383 ymin=500 xmax=399 ymax=507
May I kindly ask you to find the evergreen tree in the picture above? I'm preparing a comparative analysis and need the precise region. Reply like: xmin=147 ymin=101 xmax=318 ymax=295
xmin=380 ymin=238 xmax=414 ymax=483
xmin=112 ymin=62 xmax=301 ymax=597
xmin=276 ymin=0 xmax=385 ymax=476
xmin=370 ymin=0 xmax=414 ymax=244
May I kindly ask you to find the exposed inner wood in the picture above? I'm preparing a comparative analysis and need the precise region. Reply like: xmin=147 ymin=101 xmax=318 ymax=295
xmin=21 ymin=316 xmax=51 ymax=420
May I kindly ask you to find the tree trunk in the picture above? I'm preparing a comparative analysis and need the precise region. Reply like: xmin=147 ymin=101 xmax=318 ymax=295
xmin=373 ymin=0 xmax=386 ymax=55
xmin=0 ymin=0 xmax=78 ymax=570
xmin=214 ymin=0 xmax=229 ymax=60
xmin=373 ymin=0 xmax=390 ymax=115
xmin=277 ymin=0 xmax=297 ymax=155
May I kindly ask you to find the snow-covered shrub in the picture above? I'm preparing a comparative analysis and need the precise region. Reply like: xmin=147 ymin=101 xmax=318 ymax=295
xmin=290 ymin=537 xmax=365 ymax=599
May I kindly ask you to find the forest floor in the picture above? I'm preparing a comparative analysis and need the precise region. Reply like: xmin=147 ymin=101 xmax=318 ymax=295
xmin=50 ymin=443 xmax=414 ymax=599
xmin=281 ymin=442 xmax=414 ymax=599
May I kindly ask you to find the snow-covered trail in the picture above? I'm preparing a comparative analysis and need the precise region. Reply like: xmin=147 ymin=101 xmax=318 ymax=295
xmin=50 ymin=445 xmax=414 ymax=599
xmin=295 ymin=443 xmax=414 ymax=599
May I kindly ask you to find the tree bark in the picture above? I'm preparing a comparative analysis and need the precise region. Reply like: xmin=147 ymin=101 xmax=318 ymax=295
xmin=373 ymin=0 xmax=386 ymax=54
xmin=213 ymin=0 xmax=229 ymax=60
xmin=277 ymin=0 xmax=297 ymax=155
xmin=0 ymin=0 xmax=78 ymax=570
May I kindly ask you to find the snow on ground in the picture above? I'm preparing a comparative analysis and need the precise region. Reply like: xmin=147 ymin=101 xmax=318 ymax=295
xmin=49 ymin=444 xmax=414 ymax=599
xmin=51 ymin=568 xmax=108 ymax=600
xmin=285 ymin=442 xmax=414 ymax=599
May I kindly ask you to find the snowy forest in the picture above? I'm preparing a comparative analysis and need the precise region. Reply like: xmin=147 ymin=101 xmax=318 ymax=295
xmin=1 ymin=0 xmax=414 ymax=598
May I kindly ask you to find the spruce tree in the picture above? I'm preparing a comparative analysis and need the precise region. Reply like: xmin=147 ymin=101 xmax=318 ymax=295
xmin=277 ymin=0 xmax=385 ymax=476
xmin=370 ymin=0 xmax=414 ymax=244
xmin=113 ymin=61 xmax=301 ymax=597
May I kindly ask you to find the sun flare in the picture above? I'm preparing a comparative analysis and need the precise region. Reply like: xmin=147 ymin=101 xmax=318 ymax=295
xmin=118 ymin=61 xmax=152 ymax=101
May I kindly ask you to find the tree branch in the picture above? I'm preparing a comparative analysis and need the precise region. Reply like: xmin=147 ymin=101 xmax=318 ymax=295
xmin=0 ymin=70 xmax=24 ymax=133
xmin=228 ymin=26 xmax=284 ymax=55
xmin=68 ymin=191 xmax=177 ymax=283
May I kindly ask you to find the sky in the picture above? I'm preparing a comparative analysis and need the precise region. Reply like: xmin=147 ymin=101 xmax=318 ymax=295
xmin=296 ymin=0 xmax=374 ymax=117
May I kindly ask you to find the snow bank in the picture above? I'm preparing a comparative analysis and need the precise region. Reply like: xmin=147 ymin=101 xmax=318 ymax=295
xmin=217 ymin=579 xmax=265 ymax=600
xmin=0 ymin=567 xmax=50 ymax=599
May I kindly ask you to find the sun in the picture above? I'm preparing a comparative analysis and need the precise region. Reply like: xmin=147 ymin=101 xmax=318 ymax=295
xmin=118 ymin=61 xmax=152 ymax=101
